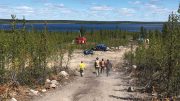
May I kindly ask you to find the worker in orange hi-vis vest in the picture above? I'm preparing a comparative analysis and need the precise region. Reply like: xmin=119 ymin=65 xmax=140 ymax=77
xmin=100 ymin=59 xmax=105 ymax=74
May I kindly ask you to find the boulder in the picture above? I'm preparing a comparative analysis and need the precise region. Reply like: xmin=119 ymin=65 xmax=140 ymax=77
xmin=51 ymin=80 xmax=59 ymax=85
xmin=46 ymin=79 xmax=51 ymax=83
xmin=119 ymin=46 xmax=124 ymax=49
xmin=59 ymin=71 xmax=69 ymax=77
xmin=106 ymin=47 xmax=110 ymax=51
xmin=41 ymin=89 xmax=47 ymax=93
xmin=132 ymin=65 xmax=137 ymax=69
xmin=127 ymin=86 xmax=134 ymax=92
xmin=10 ymin=98 xmax=17 ymax=101
xmin=50 ymin=84 xmax=57 ymax=88
xmin=30 ymin=89 xmax=39 ymax=96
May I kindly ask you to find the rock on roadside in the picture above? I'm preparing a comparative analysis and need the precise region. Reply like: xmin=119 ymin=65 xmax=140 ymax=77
xmin=30 ymin=89 xmax=39 ymax=96
xmin=127 ymin=86 xmax=134 ymax=92
xmin=58 ymin=71 xmax=69 ymax=77
xmin=9 ymin=98 xmax=17 ymax=101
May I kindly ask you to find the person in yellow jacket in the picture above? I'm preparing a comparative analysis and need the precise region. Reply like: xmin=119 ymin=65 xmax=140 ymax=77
xmin=79 ymin=61 xmax=86 ymax=77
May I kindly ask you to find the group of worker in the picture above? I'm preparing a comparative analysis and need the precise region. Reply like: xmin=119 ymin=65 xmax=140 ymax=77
xmin=79 ymin=57 xmax=112 ymax=77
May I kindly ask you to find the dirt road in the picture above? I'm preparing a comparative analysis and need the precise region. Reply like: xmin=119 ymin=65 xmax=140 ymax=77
xmin=33 ymin=47 xmax=147 ymax=101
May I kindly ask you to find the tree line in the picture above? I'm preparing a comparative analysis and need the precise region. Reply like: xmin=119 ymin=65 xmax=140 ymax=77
xmin=125 ymin=5 xmax=180 ymax=98
xmin=0 ymin=15 xmax=134 ymax=87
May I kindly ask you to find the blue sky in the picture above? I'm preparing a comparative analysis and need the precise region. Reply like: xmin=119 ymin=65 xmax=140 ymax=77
xmin=0 ymin=0 xmax=179 ymax=21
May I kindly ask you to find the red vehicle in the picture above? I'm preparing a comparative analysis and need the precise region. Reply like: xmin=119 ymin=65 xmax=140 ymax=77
xmin=76 ymin=36 xmax=87 ymax=44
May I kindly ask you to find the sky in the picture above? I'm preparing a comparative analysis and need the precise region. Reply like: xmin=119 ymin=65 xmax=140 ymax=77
xmin=0 ymin=0 xmax=179 ymax=21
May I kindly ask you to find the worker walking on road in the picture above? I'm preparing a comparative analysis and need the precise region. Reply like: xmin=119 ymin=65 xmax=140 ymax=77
xmin=105 ymin=59 xmax=112 ymax=77
xmin=79 ymin=61 xmax=86 ymax=77
xmin=94 ymin=57 xmax=100 ymax=77
xmin=100 ymin=59 xmax=105 ymax=74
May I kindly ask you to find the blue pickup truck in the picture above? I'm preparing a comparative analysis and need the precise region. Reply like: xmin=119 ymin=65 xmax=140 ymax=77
xmin=83 ymin=49 xmax=93 ymax=55
xmin=83 ymin=44 xmax=107 ymax=55
xmin=93 ymin=44 xmax=107 ymax=51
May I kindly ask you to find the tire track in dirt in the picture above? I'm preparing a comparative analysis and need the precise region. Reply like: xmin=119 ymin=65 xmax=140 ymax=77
xmin=73 ymin=75 xmax=99 ymax=101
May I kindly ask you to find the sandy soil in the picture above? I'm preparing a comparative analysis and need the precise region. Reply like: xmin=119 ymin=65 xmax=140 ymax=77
xmin=33 ymin=47 xmax=149 ymax=101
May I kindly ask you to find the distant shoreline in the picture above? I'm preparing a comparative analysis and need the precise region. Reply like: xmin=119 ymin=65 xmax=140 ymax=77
xmin=0 ymin=19 xmax=165 ymax=24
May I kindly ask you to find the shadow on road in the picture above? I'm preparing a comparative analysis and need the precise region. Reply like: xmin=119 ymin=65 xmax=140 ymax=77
xmin=113 ymin=89 xmax=127 ymax=92
xmin=109 ymin=95 xmax=143 ymax=101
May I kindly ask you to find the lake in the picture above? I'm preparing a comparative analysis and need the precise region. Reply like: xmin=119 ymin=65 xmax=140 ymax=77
xmin=0 ymin=23 xmax=163 ymax=32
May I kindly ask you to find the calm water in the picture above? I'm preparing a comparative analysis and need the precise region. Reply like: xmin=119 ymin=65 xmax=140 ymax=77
xmin=0 ymin=23 xmax=163 ymax=32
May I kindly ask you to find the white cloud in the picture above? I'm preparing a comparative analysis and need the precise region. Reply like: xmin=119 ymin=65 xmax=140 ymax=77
xmin=44 ymin=3 xmax=64 ymax=8
xmin=0 ymin=5 xmax=9 ymax=13
xmin=0 ymin=5 xmax=35 ymax=18
xmin=129 ymin=1 xmax=141 ymax=5
xmin=144 ymin=3 xmax=171 ymax=14
xmin=90 ymin=5 xmax=113 ymax=11
xmin=33 ymin=0 xmax=49 ymax=2
xmin=60 ymin=8 xmax=73 ymax=14
xmin=43 ymin=3 xmax=74 ymax=14
xmin=0 ymin=0 xmax=176 ymax=21
xmin=118 ymin=8 xmax=136 ymax=16
xmin=150 ymin=0 xmax=159 ymax=2
xmin=149 ymin=0 xmax=160 ymax=4
xmin=15 ymin=6 xmax=34 ymax=13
